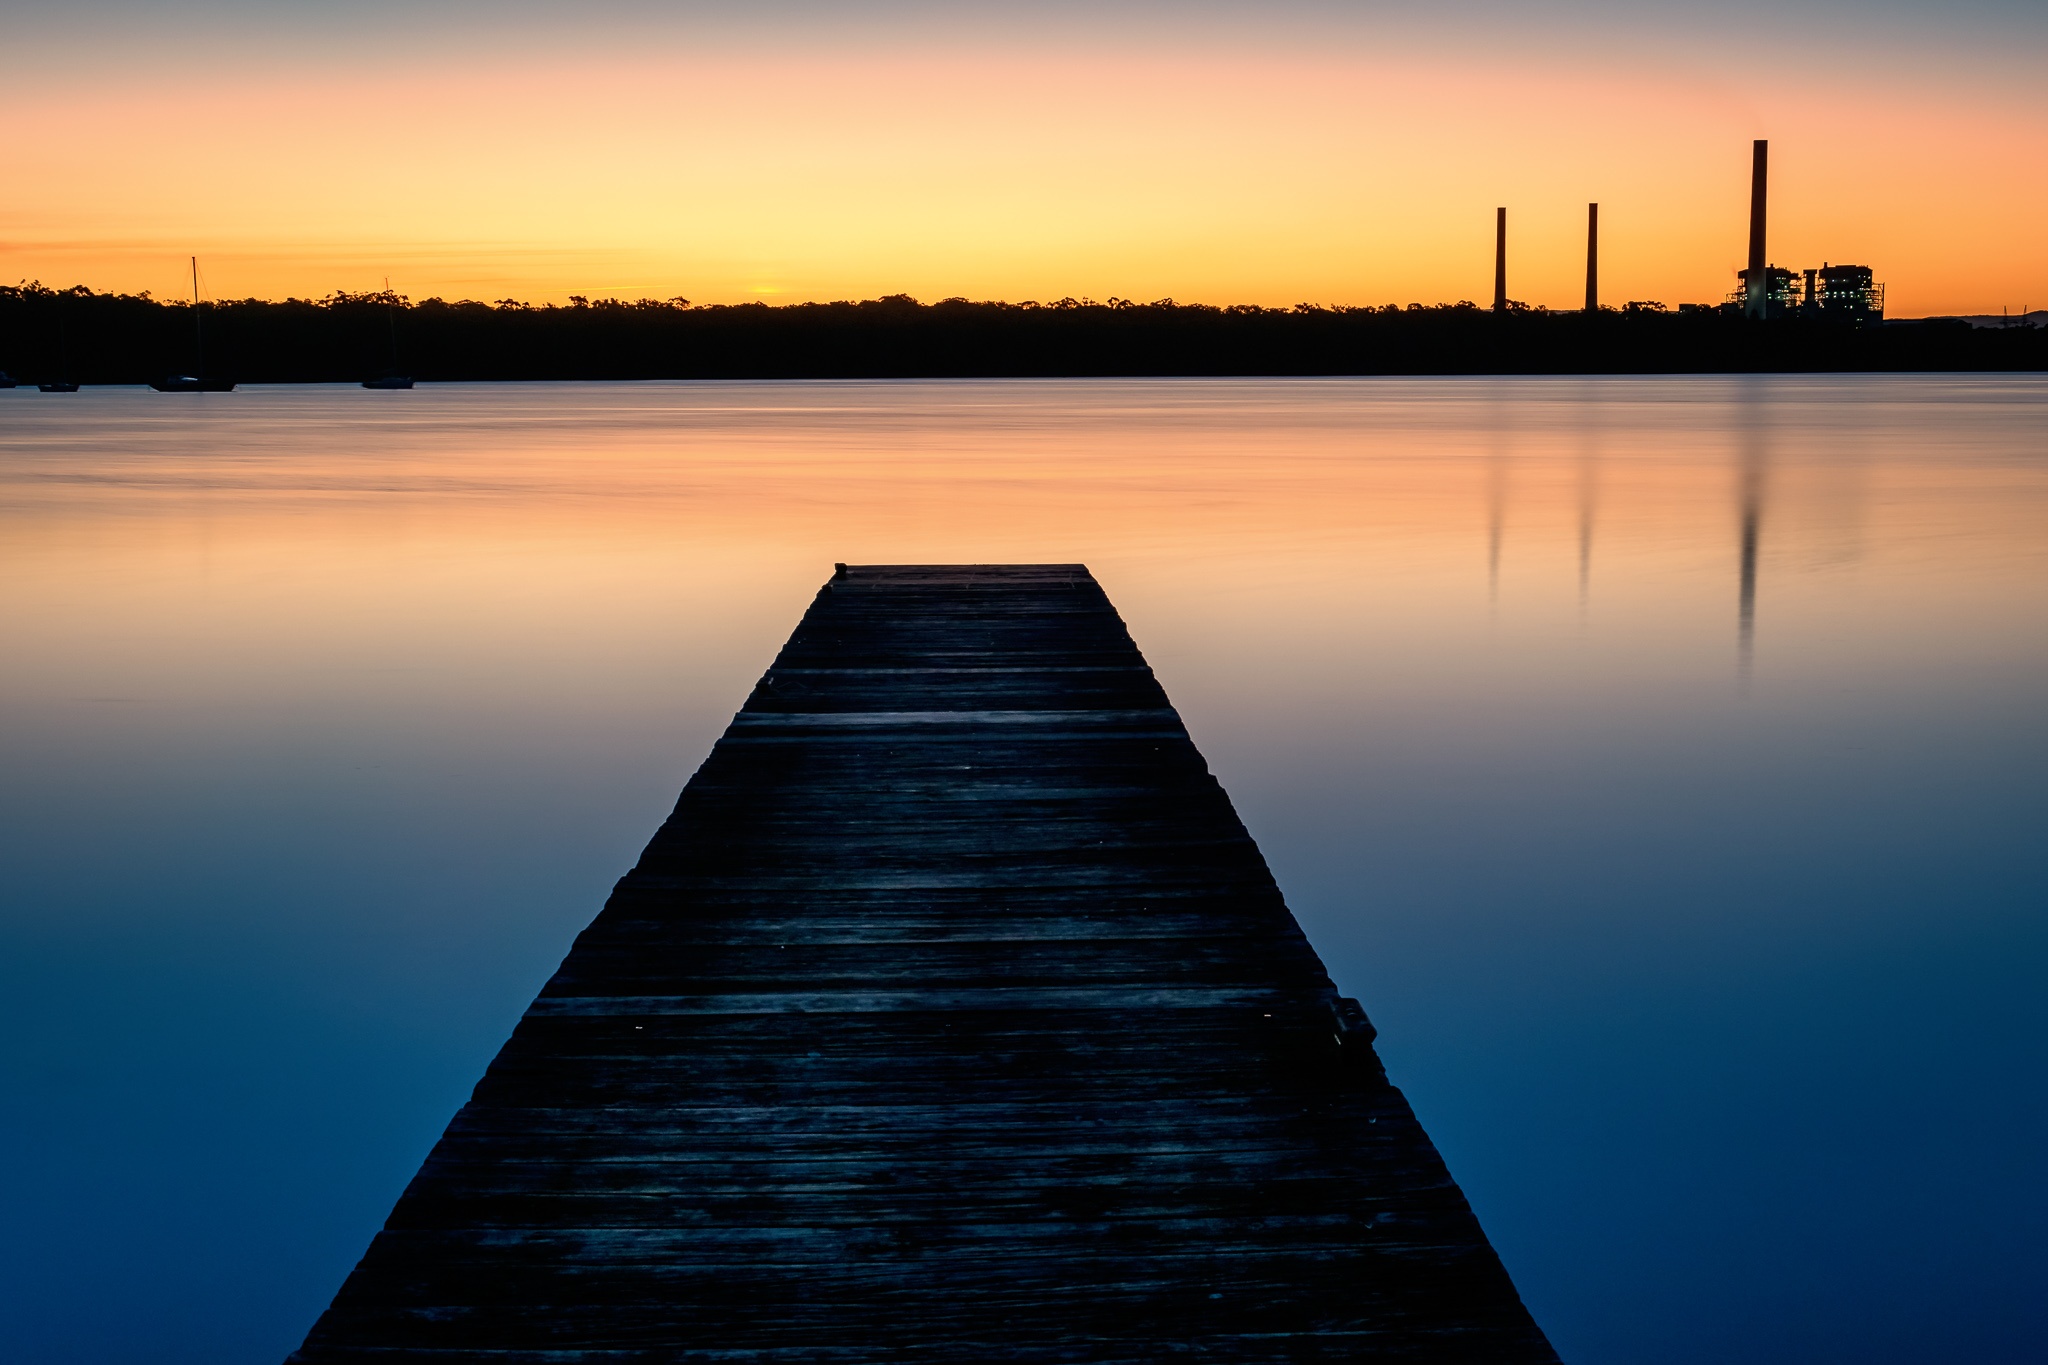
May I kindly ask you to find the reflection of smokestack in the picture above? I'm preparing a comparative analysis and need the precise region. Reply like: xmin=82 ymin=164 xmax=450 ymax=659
xmin=1739 ymin=483 xmax=1759 ymax=672
xmin=1737 ymin=384 xmax=1767 ymax=683
xmin=1585 ymin=203 xmax=1598 ymax=313
xmin=1744 ymin=139 xmax=1768 ymax=318
xmin=1494 ymin=208 xmax=1507 ymax=313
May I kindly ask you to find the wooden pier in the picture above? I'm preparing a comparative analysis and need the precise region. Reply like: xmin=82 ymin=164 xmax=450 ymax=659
xmin=290 ymin=564 xmax=1556 ymax=1363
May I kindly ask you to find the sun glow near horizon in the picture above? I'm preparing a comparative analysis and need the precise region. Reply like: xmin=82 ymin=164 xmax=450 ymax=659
xmin=4 ymin=7 xmax=2046 ymax=317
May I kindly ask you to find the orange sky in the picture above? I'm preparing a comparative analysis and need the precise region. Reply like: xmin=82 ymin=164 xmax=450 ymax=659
xmin=5 ymin=13 xmax=2045 ymax=315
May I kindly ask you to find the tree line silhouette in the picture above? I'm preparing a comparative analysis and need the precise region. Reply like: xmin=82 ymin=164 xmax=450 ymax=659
xmin=2 ymin=283 xmax=2040 ymax=383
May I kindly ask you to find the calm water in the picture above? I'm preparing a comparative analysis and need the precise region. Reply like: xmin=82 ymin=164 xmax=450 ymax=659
xmin=2 ymin=377 xmax=2044 ymax=1364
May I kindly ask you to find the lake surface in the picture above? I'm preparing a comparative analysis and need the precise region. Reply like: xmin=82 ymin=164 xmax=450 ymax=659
xmin=2 ymin=377 xmax=2043 ymax=1365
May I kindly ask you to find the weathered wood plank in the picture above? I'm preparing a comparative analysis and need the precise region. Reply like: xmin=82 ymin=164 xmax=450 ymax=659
xmin=288 ymin=564 xmax=1556 ymax=1363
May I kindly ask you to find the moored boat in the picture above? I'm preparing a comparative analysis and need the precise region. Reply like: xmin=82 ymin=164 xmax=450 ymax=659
xmin=362 ymin=278 xmax=412 ymax=388
xmin=154 ymin=258 xmax=236 ymax=392
xmin=150 ymin=375 xmax=236 ymax=392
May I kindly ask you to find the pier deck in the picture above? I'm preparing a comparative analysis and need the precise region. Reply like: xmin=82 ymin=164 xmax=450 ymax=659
xmin=291 ymin=564 xmax=1555 ymax=1363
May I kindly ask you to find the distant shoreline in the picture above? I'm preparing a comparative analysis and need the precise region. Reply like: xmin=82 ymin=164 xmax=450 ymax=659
xmin=3 ymin=288 xmax=2043 ymax=385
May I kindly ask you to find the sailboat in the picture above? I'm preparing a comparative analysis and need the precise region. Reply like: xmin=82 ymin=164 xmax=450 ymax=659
xmin=151 ymin=257 xmax=236 ymax=391
xmin=362 ymin=277 xmax=414 ymax=388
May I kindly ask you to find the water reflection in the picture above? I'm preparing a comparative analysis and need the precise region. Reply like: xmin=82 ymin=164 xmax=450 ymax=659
xmin=0 ymin=377 xmax=2044 ymax=1365
xmin=1576 ymin=403 xmax=1599 ymax=614
xmin=1487 ymin=397 xmax=1510 ymax=609
xmin=1737 ymin=382 xmax=1768 ymax=681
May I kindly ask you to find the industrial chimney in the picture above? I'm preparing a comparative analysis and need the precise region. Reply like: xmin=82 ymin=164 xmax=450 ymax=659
xmin=1585 ymin=203 xmax=1599 ymax=313
xmin=1494 ymin=207 xmax=1507 ymax=314
xmin=1744 ymin=139 xmax=1768 ymax=318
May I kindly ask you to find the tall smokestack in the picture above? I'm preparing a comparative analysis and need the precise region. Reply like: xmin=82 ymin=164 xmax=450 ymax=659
xmin=1493 ymin=207 xmax=1507 ymax=313
xmin=1745 ymin=139 xmax=1768 ymax=318
xmin=1585 ymin=203 xmax=1599 ymax=313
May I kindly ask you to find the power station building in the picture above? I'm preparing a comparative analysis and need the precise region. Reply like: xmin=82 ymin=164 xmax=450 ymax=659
xmin=1733 ymin=263 xmax=1885 ymax=321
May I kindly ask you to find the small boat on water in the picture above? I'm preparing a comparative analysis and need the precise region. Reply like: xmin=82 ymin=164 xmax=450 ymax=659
xmin=150 ymin=375 xmax=236 ymax=392
xmin=39 ymin=381 xmax=81 ymax=393
xmin=362 ymin=278 xmax=413 ymax=388
xmin=155 ymin=257 xmax=236 ymax=393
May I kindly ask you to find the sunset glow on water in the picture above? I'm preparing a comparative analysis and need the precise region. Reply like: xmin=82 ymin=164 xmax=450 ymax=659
xmin=2 ymin=377 xmax=2044 ymax=1363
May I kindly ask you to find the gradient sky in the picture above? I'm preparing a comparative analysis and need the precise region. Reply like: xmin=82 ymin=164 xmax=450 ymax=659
xmin=4 ymin=1 xmax=2045 ymax=313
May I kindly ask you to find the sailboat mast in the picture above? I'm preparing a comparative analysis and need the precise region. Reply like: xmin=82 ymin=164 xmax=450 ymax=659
xmin=191 ymin=256 xmax=204 ymax=377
